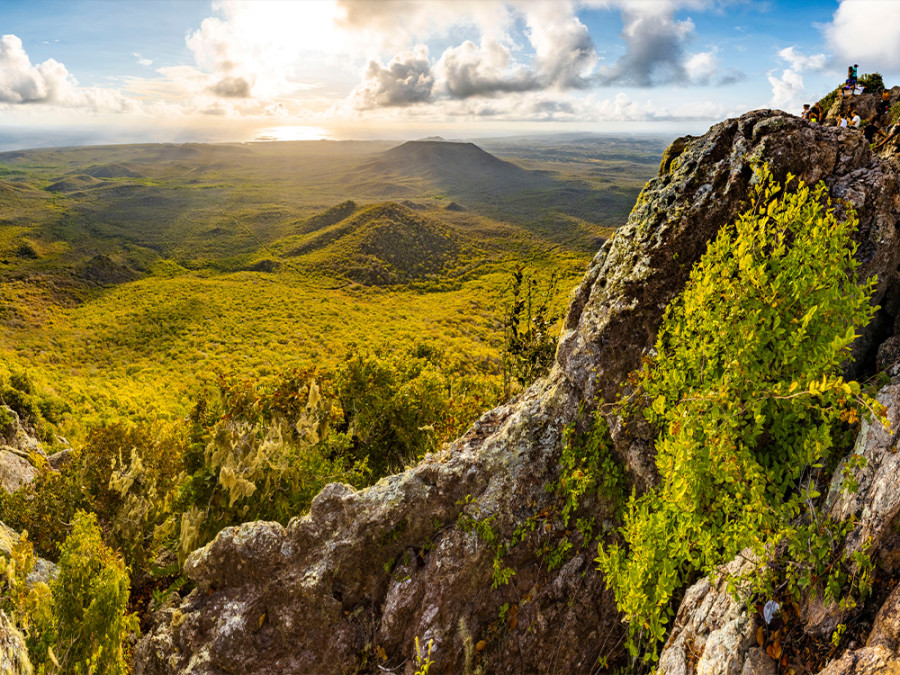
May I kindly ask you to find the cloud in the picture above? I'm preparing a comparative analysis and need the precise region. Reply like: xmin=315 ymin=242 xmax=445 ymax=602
xmin=434 ymin=40 xmax=537 ymax=98
xmin=346 ymin=1 xmax=601 ymax=109
xmin=825 ymin=0 xmax=900 ymax=70
xmin=0 ymin=34 xmax=133 ymax=111
xmin=133 ymin=52 xmax=153 ymax=67
xmin=350 ymin=46 xmax=434 ymax=109
xmin=210 ymin=76 xmax=253 ymax=98
xmin=524 ymin=2 xmax=597 ymax=89
xmin=597 ymin=4 xmax=695 ymax=86
xmin=0 ymin=34 xmax=76 ymax=103
xmin=768 ymin=47 xmax=826 ymax=113
xmin=777 ymin=46 xmax=825 ymax=72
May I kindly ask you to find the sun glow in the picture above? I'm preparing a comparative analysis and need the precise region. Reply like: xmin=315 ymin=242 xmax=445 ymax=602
xmin=253 ymin=125 xmax=331 ymax=142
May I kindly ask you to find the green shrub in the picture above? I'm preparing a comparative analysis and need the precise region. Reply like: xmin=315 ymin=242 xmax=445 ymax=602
xmin=597 ymin=165 xmax=880 ymax=663
xmin=858 ymin=72 xmax=885 ymax=92
xmin=1 ymin=513 xmax=137 ymax=674
xmin=42 ymin=510 xmax=138 ymax=674
xmin=501 ymin=266 xmax=560 ymax=393
xmin=0 ymin=468 xmax=83 ymax=559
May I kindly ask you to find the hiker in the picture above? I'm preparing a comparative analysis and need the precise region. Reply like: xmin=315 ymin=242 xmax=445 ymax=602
xmin=801 ymin=104 xmax=811 ymax=120
xmin=877 ymin=90 xmax=892 ymax=123
xmin=841 ymin=79 xmax=854 ymax=98
xmin=837 ymin=113 xmax=848 ymax=129
xmin=849 ymin=108 xmax=861 ymax=128
xmin=865 ymin=123 xmax=879 ymax=142
xmin=810 ymin=102 xmax=823 ymax=124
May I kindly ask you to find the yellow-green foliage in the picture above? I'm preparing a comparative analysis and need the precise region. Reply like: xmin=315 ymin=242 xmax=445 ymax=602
xmin=41 ymin=511 xmax=137 ymax=674
xmin=174 ymin=371 xmax=366 ymax=559
xmin=0 ymin=533 xmax=52 ymax=646
xmin=2 ymin=514 xmax=137 ymax=675
xmin=597 ymin=165 xmax=881 ymax=663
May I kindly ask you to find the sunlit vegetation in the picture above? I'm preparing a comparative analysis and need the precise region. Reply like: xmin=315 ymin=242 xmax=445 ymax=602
xmin=0 ymin=136 xmax=663 ymax=667
xmin=596 ymin=166 xmax=882 ymax=666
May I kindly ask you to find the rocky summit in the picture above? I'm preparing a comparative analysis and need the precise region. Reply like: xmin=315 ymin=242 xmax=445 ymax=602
xmin=135 ymin=110 xmax=900 ymax=674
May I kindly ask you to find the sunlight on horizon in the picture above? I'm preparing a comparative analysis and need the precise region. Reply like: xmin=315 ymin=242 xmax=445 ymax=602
xmin=252 ymin=126 xmax=332 ymax=142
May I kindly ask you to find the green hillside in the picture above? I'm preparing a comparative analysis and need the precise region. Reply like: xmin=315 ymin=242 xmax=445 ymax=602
xmin=0 ymin=136 xmax=662 ymax=441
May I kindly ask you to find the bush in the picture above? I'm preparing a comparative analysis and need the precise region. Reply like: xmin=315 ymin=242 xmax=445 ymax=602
xmin=597 ymin=165 xmax=880 ymax=663
xmin=43 ymin=511 xmax=138 ymax=674
xmin=859 ymin=71 xmax=885 ymax=92
xmin=1 ymin=513 xmax=138 ymax=674
xmin=501 ymin=266 xmax=560 ymax=393
xmin=174 ymin=371 xmax=367 ymax=560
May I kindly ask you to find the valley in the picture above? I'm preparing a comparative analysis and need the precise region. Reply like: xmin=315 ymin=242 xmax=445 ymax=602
xmin=0 ymin=135 xmax=665 ymax=440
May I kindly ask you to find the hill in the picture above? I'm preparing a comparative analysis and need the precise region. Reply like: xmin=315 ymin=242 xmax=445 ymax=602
xmin=283 ymin=202 xmax=476 ymax=286
xmin=362 ymin=140 xmax=543 ymax=191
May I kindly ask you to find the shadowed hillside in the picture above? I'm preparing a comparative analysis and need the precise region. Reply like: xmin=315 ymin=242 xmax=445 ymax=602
xmin=351 ymin=140 xmax=648 ymax=245
xmin=283 ymin=201 xmax=478 ymax=286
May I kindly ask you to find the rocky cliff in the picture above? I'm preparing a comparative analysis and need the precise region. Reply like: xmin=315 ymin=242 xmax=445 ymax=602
xmin=135 ymin=110 xmax=900 ymax=674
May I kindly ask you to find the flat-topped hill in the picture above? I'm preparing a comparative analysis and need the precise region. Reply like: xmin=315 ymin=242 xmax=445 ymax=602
xmin=360 ymin=140 xmax=549 ymax=193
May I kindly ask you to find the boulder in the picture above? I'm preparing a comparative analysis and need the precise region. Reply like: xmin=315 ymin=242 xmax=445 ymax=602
xmin=0 ymin=451 xmax=37 ymax=494
xmin=46 ymin=449 xmax=72 ymax=470
xmin=0 ymin=406 xmax=43 ymax=458
xmin=135 ymin=110 xmax=900 ymax=674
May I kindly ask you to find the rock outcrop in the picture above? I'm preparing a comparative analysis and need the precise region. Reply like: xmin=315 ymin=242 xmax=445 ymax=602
xmin=0 ymin=611 xmax=32 ymax=675
xmin=135 ymin=110 xmax=900 ymax=674
xmin=824 ymin=86 xmax=900 ymax=125
xmin=0 ymin=521 xmax=57 ymax=586
xmin=0 ymin=406 xmax=43 ymax=495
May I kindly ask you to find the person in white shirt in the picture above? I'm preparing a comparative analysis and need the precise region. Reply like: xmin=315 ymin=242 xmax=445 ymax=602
xmin=849 ymin=109 xmax=861 ymax=128
xmin=837 ymin=114 xmax=849 ymax=128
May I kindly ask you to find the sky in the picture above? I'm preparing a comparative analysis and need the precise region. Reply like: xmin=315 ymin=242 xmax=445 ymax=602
xmin=1 ymin=0 xmax=899 ymax=149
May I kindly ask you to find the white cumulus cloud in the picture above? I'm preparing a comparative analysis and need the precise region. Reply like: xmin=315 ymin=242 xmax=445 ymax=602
xmin=0 ymin=34 xmax=133 ymax=112
xmin=826 ymin=0 xmax=900 ymax=70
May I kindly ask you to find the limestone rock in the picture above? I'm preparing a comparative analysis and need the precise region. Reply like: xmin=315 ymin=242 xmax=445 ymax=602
xmin=0 ymin=406 xmax=43 ymax=458
xmin=556 ymin=109 xmax=900 ymax=484
xmin=0 ymin=450 xmax=37 ymax=494
xmin=0 ymin=611 xmax=32 ymax=675
xmin=826 ymin=376 xmax=900 ymax=567
xmin=135 ymin=110 xmax=900 ymax=674
xmin=658 ymin=555 xmax=772 ymax=675
xmin=816 ymin=646 xmax=900 ymax=675
xmin=0 ymin=521 xmax=57 ymax=586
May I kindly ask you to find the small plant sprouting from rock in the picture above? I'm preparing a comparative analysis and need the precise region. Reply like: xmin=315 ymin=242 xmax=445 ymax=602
xmin=413 ymin=636 xmax=435 ymax=675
